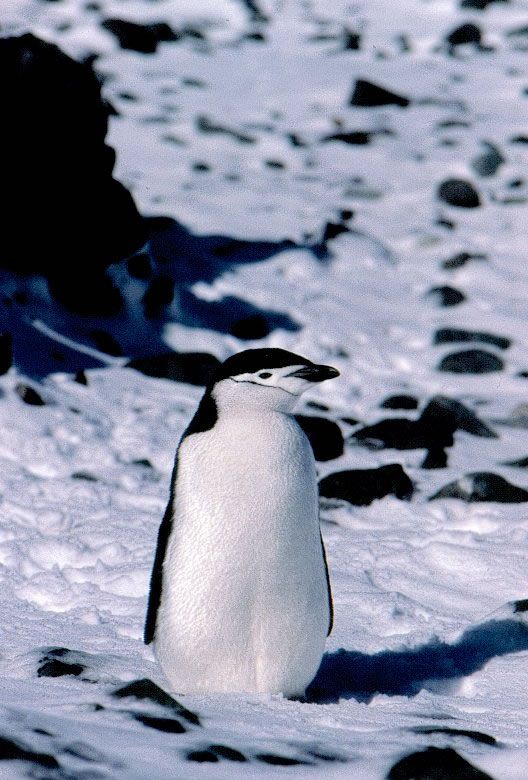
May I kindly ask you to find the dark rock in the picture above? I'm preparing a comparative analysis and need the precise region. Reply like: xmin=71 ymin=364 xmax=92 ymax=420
xmin=306 ymin=749 xmax=347 ymax=762
xmin=255 ymin=754 xmax=312 ymax=766
xmin=387 ymin=746 xmax=493 ymax=779
xmin=74 ymin=370 xmax=88 ymax=385
xmin=380 ymin=395 xmax=419 ymax=410
xmin=422 ymin=396 xmax=497 ymax=438
xmin=208 ymin=745 xmax=247 ymax=762
xmin=15 ymin=384 xmax=45 ymax=406
xmin=461 ymin=0 xmax=507 ymax=7
xmin=196 ymin=115 xmax=256 ymax=144
xmin=341 ymin=416 xmax=359 ymax=426
xmin=438 ymin=179 xmax=481 ymax=208
xmin=127 ymin=253 xmax=152 ymax=280
xmin=446 ymin=23 xmax=482 ymax=48
xmin=47 ymin=270 xmax=123 ymax=316
xmin=228 ymin=314 xmax=270 ymax=340
xmin=112 ymin=678 xmax=200 ymax=725
xmin=71 ymin=471 xmax=98 ymax=482
xmin=265 ymin=159 xmax=286 ymax=169
xmin=427 ymin=286 xmax=466 ymax=306
xmin=295 ymin=415 xmax=344 ymax=462
xmin=0 ymin=34 xmax=146 ymax=276
xmin=187 ymin=750 xmax=219 ymax=763
xmin=319 ymin=464 xmax=413 ymax=506
xmin=510 ymin=135 xmax=528 ymax=144
xmin=0 ymin=334 xmax=12 ymax=375
xmin=132 ymin=714 xmax=185 ymax=733
xmin=503 ymin=455 xmax=528 ymax=468
xmin=142 ymin=276 xmax=175 ymax=318
xmin=442 ymin=251 xmax=486 ymax=269
xmin=430 ymin=472 xmax=528 ymax=502
xmin=38 ymin=659 xmax=85 ymax=677
xmin=322 ymin=131 xmax=372 ymax=145
xmin=421 ymin=447 xmax=448 ymax=469
xmin=438 ymin=349 xmax=503 ymax=374
xmin=322 ymin=222 xmax=350 ymax=241
xmin=434 ymin=328 xmax=510 ymax=351
xmin=88 ymin=329 xmax=122 ymax=356
xmin=101 ymin=19 xmax=179 ymax=53
xmin=0 ymin=735 xmax=59 ymax=769
xmin=350 ymin=79 xmax=410 ymax=108
xmin=239 ymin=0 xmax=269 ymax=23
xmin=344 ymin=30 xmax=361 ymax=50
xmin=513 ymin=598 xmax=528 ymax=613
xmin=128 ymin=352 xmax=220 ymax=386
xmin=411 ymin=727 xmax=497 ymax=746
xmin=472 ymin=142 xmax=504 ymax=177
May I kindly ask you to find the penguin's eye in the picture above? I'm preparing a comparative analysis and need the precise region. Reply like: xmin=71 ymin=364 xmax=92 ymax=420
xmin=258 ymin=372 xmax=272 ymax=379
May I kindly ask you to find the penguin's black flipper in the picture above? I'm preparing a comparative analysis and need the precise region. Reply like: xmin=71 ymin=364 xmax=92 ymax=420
xmin=144 ymin=459 xmax=179 ymax=645
xmin=320 ymin=532 xmax=333 ymax=636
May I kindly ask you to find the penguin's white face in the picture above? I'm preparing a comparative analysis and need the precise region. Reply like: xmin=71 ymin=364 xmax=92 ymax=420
xmin=212 ymin=362 xmax=339 ymax=414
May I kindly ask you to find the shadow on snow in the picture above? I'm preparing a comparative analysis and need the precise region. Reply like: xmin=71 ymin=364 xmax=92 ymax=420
xmin=307 ymin=618 xmax=528 ymax=704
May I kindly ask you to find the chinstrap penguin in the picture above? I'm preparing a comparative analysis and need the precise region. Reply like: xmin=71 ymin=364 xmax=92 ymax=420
xmin=144 ymin=348 xmax=339 ymax=697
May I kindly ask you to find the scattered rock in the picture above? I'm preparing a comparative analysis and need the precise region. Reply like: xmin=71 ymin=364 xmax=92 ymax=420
xmin=434 ymin=328 xmax=510 ymax=351
xmin=461 ymin=0 xmax=507 ymax=8
xmin=88 ymin=329 xmax=122 ymax=356
xmin=442 ymin=252 xmax=486 ymax=269
xmin=208 ymin=745 xmax=247 ymax=762
xmin=15 ymin=383 xmax=46 ymax=406
xmin=0 ymin=735 xmax=59 ymax=769
xmin=319 ymin=464 xmax=413 ymax=506
xmin=47 ymin=270 xmax=124 ymax=316
xmin=430 ymin=472 xmax=528 ymax=502
xmin=503 ymin=455 xmax=528 ymax=468
xmin=321 ymin=222 xmax=351 ymax=242
xmin=350 ymin=79 xmax=410 ymax=108
xmin=128 ymin=351 xmax=220 ymax=386
xmin=427 ymin=286 xmax=466 ymax=306
xmin=387 ymin=746 xmax=493 ymax=779
xmin=228 ymin=314 xmax=270 ymax=339
xmin=471 ymin=142 xmax=504 ymax=177
xmin=142 ymin=276 xmax=175 ymax=318
xmin=295 ymin=415 xmax=344 ymax=461
xmin=380 ymin=395 xmax=419 ymax=410
xmin=196 ymin=115 xmax=256 ymax=144
xmin=411 ymin=727 xmax=497 ymax=746
xmin=71 ymin=471 xmax=99 ymax=482
xmin=438 ymin=179 xmax=481 ymax=208
xmin=187 ymin=750 xmax=219 ymax=763
xmin=132 ymin=714 xmax=185 ymax=733
xmin=255 ymin=754 xmax=312 ymax=766
xmin=446 ymin=23 xmax=482 ymax=49
xmin=38 ymin=659 xmax=85 ymax=678
xmin=322 ymin=131 xmax=372 ymax=145
xmin=438 ymin=349 xmax=504 ymax=373
xmin=344 ymin=30 xmax=361 ymax=50
xmin=422 ymin=396 xmax=497 ymax=438
xmin=112 ymin=678 xmax=200 ymax=725
xmin=74 ymin=370 xmax=88 ymax=385
xmin=101 ymin=19 xmax=179 ymax=53
xmin=0 ymin=34 xmax=146 ymax=277
xmin=0 ymin=334 xmax=12 ymax=375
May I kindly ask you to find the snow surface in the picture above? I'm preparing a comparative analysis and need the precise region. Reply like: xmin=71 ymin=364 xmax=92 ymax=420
xmin=2 ymin=0 xmax=528 ymax=777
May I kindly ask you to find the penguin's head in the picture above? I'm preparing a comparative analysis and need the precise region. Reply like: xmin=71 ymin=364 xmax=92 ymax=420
xmin=210 ymin=348 xmax=339 ymax=413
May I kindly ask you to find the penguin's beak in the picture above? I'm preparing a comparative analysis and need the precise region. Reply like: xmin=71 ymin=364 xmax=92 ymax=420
xmin=287 ymin=364 xmax=340 ymax=382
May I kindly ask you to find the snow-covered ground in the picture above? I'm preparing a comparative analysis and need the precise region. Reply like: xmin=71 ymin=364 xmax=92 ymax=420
xmin=2 ymin=0 xmax=528 ymax=776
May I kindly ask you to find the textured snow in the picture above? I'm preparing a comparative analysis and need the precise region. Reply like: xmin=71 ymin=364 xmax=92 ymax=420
xmin=2 ymin=0 xmax=528 ymax=777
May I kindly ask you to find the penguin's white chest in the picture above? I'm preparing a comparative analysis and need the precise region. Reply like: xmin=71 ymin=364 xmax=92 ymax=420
xmin=154 ymin=411 xmax=329 ymax=696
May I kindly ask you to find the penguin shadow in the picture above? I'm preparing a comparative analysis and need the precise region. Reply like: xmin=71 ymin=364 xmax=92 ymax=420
xmin=306 ymin=615 xmax=528 ymax=704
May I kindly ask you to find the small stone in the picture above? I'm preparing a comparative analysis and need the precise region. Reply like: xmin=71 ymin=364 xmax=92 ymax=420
xmin=380 ymin=395 xmax=419 ymax=410
xmin=255 ymin=754 xmax=312 ymax=766
xmin=37 ymin=659 xmax=85 ymax=678
xmin=322 ymin=131 xmax=372 ymax=145
xmin=438 ymin=178 xmax=481 ymax=208
xmin=295 ymin=415 xmax=344 ymax=461
xmin=461 ymin=0 xmax=507 ymax=7
xmin=430 ymin=472 xmax=528 ymax=503
xmin=319 ymin=464 xmax=413 ymax=505
xmin=442 ymin=251 xmax=486 ymax=269
xmin=112 ymin=678 xmax=200 ymax=725
xmin=438 ymin=349 xmax=503 ymax=374
xmin=387 ymin=746 xmax=493 ymax=779
xmin=349 ymin=79 xmax=410 ymax=108
xmin=132 ymin=714 xmax=185 ymax=733
xmin=101 ymin=19 xmax=179 ymax=53
xmin=427 ymin=286 xmax=466 ymax=306
xmin=208 ymin=745 xmax=247 ymax=762
xmin=15 ymin=384 xmax=46 ymax=406
xmin=471 ymin=142 xmax=504 ymax=177
xmin=434 ymin=328 xmax=510 ymax=351
xmin=0 ymin=736 xmax=59 ymax=768
xmin=187 ymin=750 xmax=219 ymax=763
xmin=446 ymin=23 xmax=482 ymax=48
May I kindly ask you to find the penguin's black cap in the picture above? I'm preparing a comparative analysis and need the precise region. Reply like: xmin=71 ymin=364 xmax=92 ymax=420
xmin=214 ymin=348 xmax=339 ymax=383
